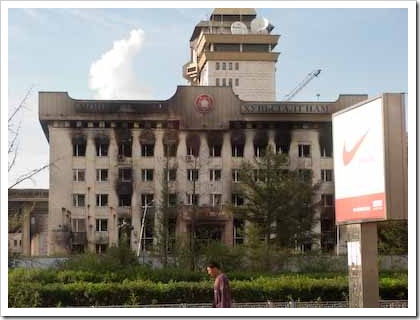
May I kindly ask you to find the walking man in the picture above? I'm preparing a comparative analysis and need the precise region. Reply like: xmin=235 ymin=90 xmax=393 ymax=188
xmin=206 ymin=261 xmax=232 ymax=308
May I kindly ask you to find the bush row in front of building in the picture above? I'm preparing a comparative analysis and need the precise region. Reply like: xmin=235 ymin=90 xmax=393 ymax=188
xmin=8 ymin=269 xmax=407 ymax=307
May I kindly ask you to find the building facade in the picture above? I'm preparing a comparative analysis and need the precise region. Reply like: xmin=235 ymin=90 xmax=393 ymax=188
xmin=39 ymin=8 xmax=368 ymax=256
xmin=8 ymin=189 xmax=49 ymax=256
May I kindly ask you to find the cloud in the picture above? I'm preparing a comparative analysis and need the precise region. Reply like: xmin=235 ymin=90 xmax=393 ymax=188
xmin=88 ymin=29 xmax=152 ymax=100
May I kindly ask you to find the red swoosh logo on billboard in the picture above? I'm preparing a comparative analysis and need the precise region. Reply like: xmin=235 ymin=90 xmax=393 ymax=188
xmin=342 ymin=130 xmax=369 ymax=166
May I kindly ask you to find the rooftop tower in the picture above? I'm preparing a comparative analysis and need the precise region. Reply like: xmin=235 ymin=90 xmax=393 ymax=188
xmin=183 ymin=8 xmax=280 ymax=101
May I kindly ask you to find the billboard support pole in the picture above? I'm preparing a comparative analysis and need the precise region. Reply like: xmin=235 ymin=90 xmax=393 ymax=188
xmin=346 ymin=222 xmax=379 ymax=308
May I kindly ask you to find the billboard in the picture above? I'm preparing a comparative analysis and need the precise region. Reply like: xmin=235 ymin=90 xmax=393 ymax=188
xmin=332 ymin=93 xmax=407 ymax=224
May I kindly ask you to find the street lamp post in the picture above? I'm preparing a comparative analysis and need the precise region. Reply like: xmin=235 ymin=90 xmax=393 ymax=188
xmin=137 ymin=200 xmax=154 ymax=262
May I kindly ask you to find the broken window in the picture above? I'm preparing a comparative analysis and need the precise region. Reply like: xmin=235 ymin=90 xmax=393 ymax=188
xmin=231 ymin=194 xmax=244 ymax=207
xmin=186 ymin=193 xmax=199 ymax=206
xmin=139 ymin=130 xmax=155 ymax=157
xmin=119 ymin=168 xmax=132 ymax=182
xmin=72 ymin=135 xmax=86 ymax=156
xmin=186 ymin=133 xmax=200 ymax=157
xmin=95 ymin=135 xmax=109 ymax=157
xmin=96 ymin=169 xmax=108 ymax=182
xmin=210 ymin=169 xmax=221 ymax=181
xmin=298 ymin=144 xmax=311 ymax=158
xmin=207 ymin=132 xmax=223 ymax=157
xmin=141 ymin=169 xmax=154 ymax=182
xmin=187 ymin=169 xmax=199 ymax=181
xmin=119 ymin=194 xmax=131 ymax=207
xmin=231 ymin=130 xmax=245 ymax=157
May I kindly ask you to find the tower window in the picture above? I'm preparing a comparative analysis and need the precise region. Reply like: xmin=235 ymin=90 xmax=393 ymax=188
xmin=216 ymin=62 xmax=220 ymax=70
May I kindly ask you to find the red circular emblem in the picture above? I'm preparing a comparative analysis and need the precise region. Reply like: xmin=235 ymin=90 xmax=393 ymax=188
xmin=194 ymin=94 xmax=214 ymax=113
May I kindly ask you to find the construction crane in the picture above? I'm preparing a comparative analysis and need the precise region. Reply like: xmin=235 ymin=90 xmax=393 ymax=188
xmin=283 ymin=69 xmax=322 ymax=101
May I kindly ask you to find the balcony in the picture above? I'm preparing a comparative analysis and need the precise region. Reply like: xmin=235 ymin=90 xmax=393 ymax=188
xmin=94 ymin=231 xmax=109 ymax=244
xmin=71 ymin=232 xmax=87 ymax=245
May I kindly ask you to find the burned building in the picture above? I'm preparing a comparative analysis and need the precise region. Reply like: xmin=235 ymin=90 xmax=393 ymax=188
xmin=38 ymin=8 xmax=368 ymax=255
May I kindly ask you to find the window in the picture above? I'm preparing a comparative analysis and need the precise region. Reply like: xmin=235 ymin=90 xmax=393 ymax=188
xmin=222 ymin=78 xmax=226 ymax=86
xmin=96 ymin=143 xmax=109 ymax=156
xmin=119 ymin=168 xmax=132 ymax=182
xmin=235 ymin=62 xmax=239 ymax=70
xmin=73 ymin=143 xmax=86 ymax=157
xmin=232 ymin=194 xmax=244 ymax=207
xmin=254 ymin=170 xmax=266 ymax=182
xmin=72 ymin=194 xmax=86 ymax=207
xmin=235 ymin=78 xmax=239 ymax=86
xmin=216 ymin=62 xmax=220 ymax=70
xmin=168 ymin=193 xmax=177 ymax=207
xmin=232 ymin=169 xmax=240 ymax=182
xmin=186 ymin=193 xmax=199 ymax=206
xmin=298 ymin=169 xmax=312 ymax=182
xmin=164 ymin=144 xmax=177 ymax=157
xmin=119 ymin=194 xmax=131 ymax=207
xmin=96 ymin=244 xmax=107 ymax=254
xmin=187 ymin=169 xmax=199 ymax=181
xmin=298 ymin=144 xmax=311 ymax=158
xmin=321 ymin=169 xmax=333 ymax=182
xmin=72 ymin=219 xmax=86 ymax=232
xmin=96 ymin=194 xmax=108 ymax=207
xmin=232 ymin=144 xmax=244 ymax=157
xmin=228 ymin=78 xmax=232 ymax=87
xmin=96 ymin=219 xmax=108 ymax=231
xmin=167 ymin=169 xmax=177 ymax=181
xmin=229 ymin=62 xmax=232 ymax=70
xmin=209 ymin=144 xmax=222 ymax=157
xmin=222 ymin=62 xmax=226 ymax=70
xmin=141 ymin=194 xmax=154 ymax=207
xmin=118 ymin=142 xmax=132 ymax=157
xmin=96 ymin=169 xmax=108 ymax=182
xmin=141 ymin=169 xmax=154 ymax=181
xmin=216 ymin=78 xmax=220 ymax=86
xmin=254 ymin=146 xmax=266 ymax=157
xmin=321 ymin=194 xmax=334 ymax=207
xmin=210 ymin=194 xmax=222 ymax=206
xmin=141 ymin=144 xmax=154 ymax=157
xmin=73 ymin=169 xmax=85 ymax=182
xmin=210 ymin=169 xmax=221 ymax=181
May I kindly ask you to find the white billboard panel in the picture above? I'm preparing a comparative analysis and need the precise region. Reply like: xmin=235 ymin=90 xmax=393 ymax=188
xmin=333 ymin=97 xmax=386 ymax=223
xmin=333 ymin=93 xmax=407 ymax=224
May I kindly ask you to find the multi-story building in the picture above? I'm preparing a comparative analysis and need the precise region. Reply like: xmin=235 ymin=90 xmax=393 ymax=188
xmin=8 ymin=189 xmax=49 ymax=256
xmin=39 ymin=8 xmax=368 ymax=255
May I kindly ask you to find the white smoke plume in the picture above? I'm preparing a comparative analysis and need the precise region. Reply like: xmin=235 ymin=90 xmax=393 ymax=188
xmin=89 ymin=29 xmax=152 ymax=99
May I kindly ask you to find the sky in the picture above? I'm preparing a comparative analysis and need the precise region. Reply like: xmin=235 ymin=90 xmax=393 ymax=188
xmin=3 ymin=1 xmax=415 ymax=190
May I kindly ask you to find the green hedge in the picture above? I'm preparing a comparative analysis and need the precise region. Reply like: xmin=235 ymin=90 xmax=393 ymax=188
xmin=8 ymin=269 xmax=407 ymax=307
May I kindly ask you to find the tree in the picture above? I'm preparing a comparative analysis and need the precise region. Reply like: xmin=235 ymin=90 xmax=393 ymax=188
xmin=232 ymin=147 xmax=320 ymax=253
xmin=8 ymin=86 xmax=50 ymax=189
xmin=377 ymin=220 xmax=408 ymax=255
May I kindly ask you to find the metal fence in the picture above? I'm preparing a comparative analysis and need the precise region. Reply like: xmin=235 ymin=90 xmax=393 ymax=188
xmin=103 ymin=300 xmax=407 ymax=308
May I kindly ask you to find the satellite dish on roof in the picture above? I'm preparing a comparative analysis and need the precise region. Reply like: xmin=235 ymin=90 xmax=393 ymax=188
xmin=230 ymin=21 xmax=248 ymax=34
xmin=250 ymin=17 xmax=269 ymax=33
